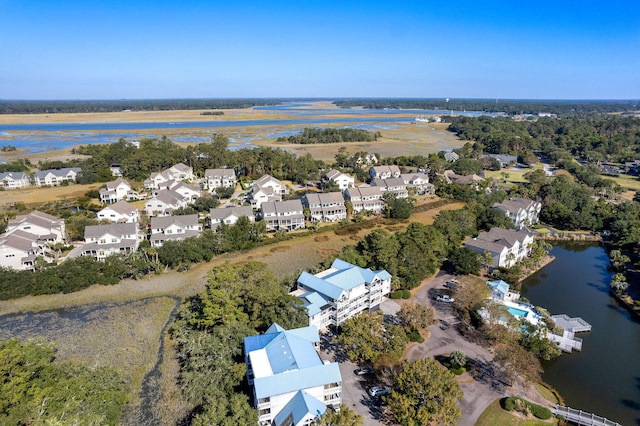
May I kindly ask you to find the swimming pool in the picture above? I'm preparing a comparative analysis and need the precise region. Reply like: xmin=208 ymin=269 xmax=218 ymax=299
xmin=507 ymin=306 xmax=529 ymax=318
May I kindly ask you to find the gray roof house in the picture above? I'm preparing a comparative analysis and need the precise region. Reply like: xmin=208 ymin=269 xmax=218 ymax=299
xmin=97 ymin=200 xmax=139 ymax=223
xmin=209 ymin=206 xmax=255 ymax=229
xmin=371 ymin=177 xmax=409 ymax=198
xmin=464 ymin=227 xmax=534 ymax=269
xmin=344 ymin=186 xmax=384 ymax=214
xmin=205 ymin=168 xmax=237 ymax=190
xmin=0 ymin=172 xmax=31 ymax=189
xmin=401 ymin=172 xmax=435 ymax=195
xmin=492 ymin=198 xmax=541 ymax=230
xmin=149 ymin=214 xmax=202 ymax=247
xmin=261 ymin=199 xmax=305 ymax=232
xmin=302 ymin=192 xmax=347 ymax=222
xmin=369 ymin=165 xmax=401 ymax=180
xmin=81 ymin=223 xmax=139 ymax=261
xmin=34 ymin=168 xmax=81 ymax=186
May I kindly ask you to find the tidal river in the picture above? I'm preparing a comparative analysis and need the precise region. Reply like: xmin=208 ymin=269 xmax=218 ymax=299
xmin=521 ymin=243 xmax=640 ymax=426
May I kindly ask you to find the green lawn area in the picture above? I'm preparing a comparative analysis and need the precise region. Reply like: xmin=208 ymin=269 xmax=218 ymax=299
xmin=476 ymin=399 xmax=557 ymax=426
xmin=534 ymin=382 xmax=561 ymax=404
xmin=484 ymin=169 xmax=531 ymax=183
xmin=605 ymin=174 xmax=640 ymax=192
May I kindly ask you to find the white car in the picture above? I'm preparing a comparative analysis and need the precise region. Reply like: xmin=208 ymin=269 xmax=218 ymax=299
xmin=436 ymin=295 xmax=455 ymax=303
xmin=368 ymin=386 xmax=391 ymax=397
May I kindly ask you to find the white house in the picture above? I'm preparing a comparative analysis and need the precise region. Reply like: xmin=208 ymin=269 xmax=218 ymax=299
xmin=144 ymin=189 xmax=187 ymax=216
xmin=444 ymin=151 xmax=460 ymax=162
xmin=369 ymin=165 xmax=401 ymax=180
xmin=209 ymin=206 xmax=255 ymax=230
xmin=261 ymin=200 xmax=305 ymax=232
xmin=254 ymin=174 xmax=287 ymax=195
xmin=144 ymin=163 xmax=194 ymax=189
xmin=109 ymin=164 xmax=124 ymax=177
xmin=344 ymin=186 xmax=385 ymax=214
xmin=401 ymin=173 xmax=434 ymax=195
xmin=33 ymin=168 xmax=82 ymax=186
xmin=492 ymin=198 xmax=542 ymax=230
xmin=168 ymin=180 xmax=201 ymax=202
xmin=7 ymin=211 xmax=66 ymax=244
xmin=293 ymin=258 xmax=392 ymax=329
xmin=323 ymin=169 xmax=355 ymax=190
xmin=302 ymin=192 xmax=347 ymax=222
xmin=97 ymin=200 xmax=139 ymax=223
xmin=149 ymin=214 xmax=202 ymax=247
xmin=81 ymin=223 xmax=139 ymax=261
xmin=0 ymin=231 xmax=46 ymax=271
xmin=464 ymin=228 xmax=534 ymax=268
xmin=205 ymin=168 xmax=237 ymax=190
xmin=244 ymin=323 xmax=342 ymax=426
xmin=0 ymin=172 xmax=31 ymax=190
xmin=370 ymin=177 xmax=409 ymax=198
xmin=99 ymin=178 xmax=132 ymax=204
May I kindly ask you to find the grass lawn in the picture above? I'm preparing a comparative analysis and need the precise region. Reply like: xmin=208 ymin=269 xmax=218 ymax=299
xmin=476 ymin=399 xmax=557 ymax=426
xmin=605 ymin=173 xmax=640 ymax=192
xmin=484 ymin=168 xmax=531 ymax=184
xmin=535 ymin=382 xmax=561 ymax=404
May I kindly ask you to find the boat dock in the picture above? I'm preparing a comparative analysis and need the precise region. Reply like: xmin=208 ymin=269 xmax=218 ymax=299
xmin=547 ymin=315 xmax=592 ymax=352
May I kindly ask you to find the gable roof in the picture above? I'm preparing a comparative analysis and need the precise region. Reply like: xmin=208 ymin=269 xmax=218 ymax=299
xmin=100 ymin=200 xmax=137 ymax=215
xmin=273 ymin=390 xmax=327 ymax=426
xmin=210 ymin=206 xmax=254 ymax=221
xmin=151 ymin=214 xmax=199 ymax=229
xmin=84 ymin=222 xmax=137 ymax=239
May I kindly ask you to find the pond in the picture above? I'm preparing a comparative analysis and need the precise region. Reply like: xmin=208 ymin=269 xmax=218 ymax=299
xmin=520 ymin=243 xmax=640 ymax=426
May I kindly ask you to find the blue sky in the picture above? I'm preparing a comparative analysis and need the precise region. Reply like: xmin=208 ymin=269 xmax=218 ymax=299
xmin=1 ymin=0 xmax=638 ymax=100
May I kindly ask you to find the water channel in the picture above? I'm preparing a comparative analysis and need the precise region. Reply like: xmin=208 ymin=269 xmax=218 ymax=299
xmin=520 ymin=243 xmax=640 ymax=426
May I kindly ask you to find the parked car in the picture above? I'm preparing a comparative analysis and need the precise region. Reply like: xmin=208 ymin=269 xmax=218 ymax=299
xmin=436 ymin=295 xmax=455 ymax=303
xmin=355 ymin=367 xmax=375 ymax=376
xmin=368 ymin=386 xmax=391 ymax=397
xmin=444 ymin=279 xmax=460 ymax=289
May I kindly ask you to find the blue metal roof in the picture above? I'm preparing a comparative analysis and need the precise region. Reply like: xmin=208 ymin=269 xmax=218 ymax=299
xmin=273 ymin=390 xmax=327 ymax=426
xmin=244 ymin=333 xmax=278 ymax=355
xmin=487 ymin=279 xmax=510 ymax=294
xmin=254 ymin=362 xmax=341 ymax=399
xmin=264 ymin=332 xmax=321 ymax=374
xmin=297 ymin=271 xmax=345 ymax=300
xmin=299 ymin=291 xmax=329 ymax=317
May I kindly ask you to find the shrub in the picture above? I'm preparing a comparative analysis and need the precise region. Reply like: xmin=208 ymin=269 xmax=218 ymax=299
xmin=407 ymin=329 xmax=424 ymax=343
xmin=390 ymin=290 xmax=403 ymax=299
xmin=402 ymin=289 xmax=411 ymax=299
xmin=529 ymin=403 xmax=552 ymax=420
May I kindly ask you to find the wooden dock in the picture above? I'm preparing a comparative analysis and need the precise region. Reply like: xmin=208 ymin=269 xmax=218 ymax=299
xmin=552 ymin=405 xmax=621 ymax=426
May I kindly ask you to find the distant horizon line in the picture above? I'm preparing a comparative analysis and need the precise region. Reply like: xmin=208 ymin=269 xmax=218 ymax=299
xmin=0 ymin=97 xmax=638 ymax=103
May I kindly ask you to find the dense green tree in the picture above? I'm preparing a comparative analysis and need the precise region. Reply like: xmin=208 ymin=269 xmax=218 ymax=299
xmin=383 ymin=193 xmax=415 ymax=219
xmin=336 ymin=311 xmax=408 ymax=365
xmin=397 ymin=302 xmax=434 ymax=332
xmin=0 ymin=338 xmax=128 ymax=425
xmin=386 ymin=359 xmax=462 ymax=426
xmin=448 ymin=246 xmax=481 ymax=275
xmin=317 ymin=405 xmax=364 ymax=426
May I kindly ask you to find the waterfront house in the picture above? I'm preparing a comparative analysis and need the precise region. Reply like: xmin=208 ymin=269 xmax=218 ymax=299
xmin=0 ymin=230 xmax=49 ymax=271
xmin=33 ymin=168 xmax=81 ymax=186
xmin=464 ymin=228 xmax=534 ymax=268
xmin=369 ymin=165 xmax=401 ymax=180
xmin=323 ymin=169 xmax=355 ymax=190
xmin=244 ymin=323 xmax=342 ymax=426
xmin=344 ymin=186 xmax=384 ymax=214
xmin=492 ymin=197 xmax=541 ymax=230
xmin=81 ymin=222 xmax=139 ymax=261
xmin=97 ymin=200 xmax=139 ymax=223
xmin=261 ymin=200 xmax=305 ymax=232
xmin=0 ymin=172 xmax=31 ymax=190
xmin=209 ymin=206 xmax=255 ymax=230
xmin=204 ymin=168 xmax=237 ymax=191
xmin=302 ymin=192 xmax=347 ymax=222
xmin=149 ymin=214 xmax=202 ymax=247
xmin=293 ymin=258 xmax=391 ymax=329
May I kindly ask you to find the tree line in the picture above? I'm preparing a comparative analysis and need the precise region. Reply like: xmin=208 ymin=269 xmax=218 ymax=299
xmin=0 ymin=99 xmax=286 ymax=114
xmin=333 ymin=99 xmax=639 ymax=117
xmin=277 ymin=127 xmax=380 ymax=144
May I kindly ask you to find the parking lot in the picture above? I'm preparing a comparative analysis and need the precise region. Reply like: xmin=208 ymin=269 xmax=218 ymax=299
xmin=320 ymin=271 xmax=508 ymax=425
